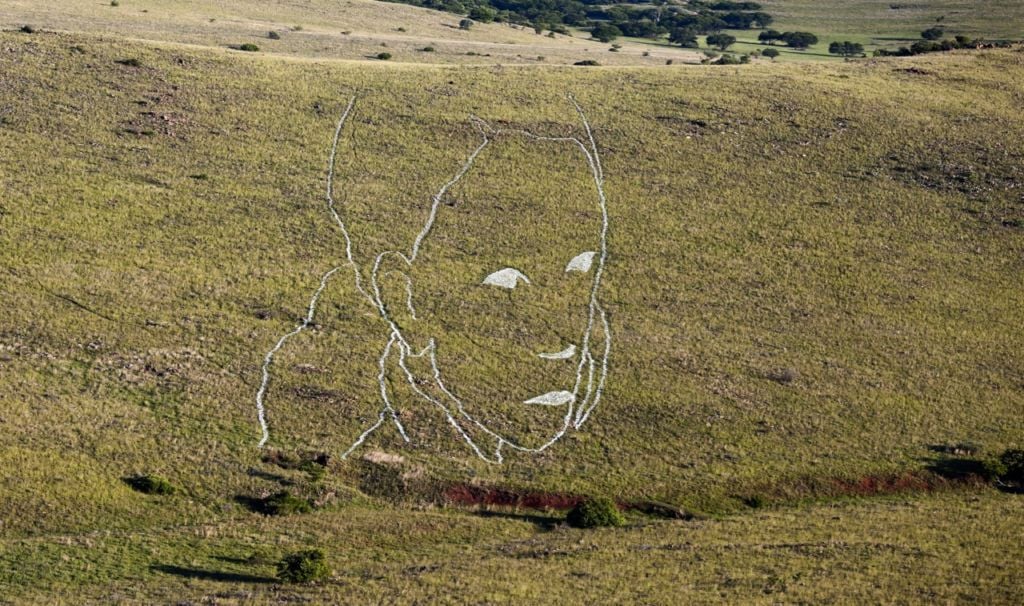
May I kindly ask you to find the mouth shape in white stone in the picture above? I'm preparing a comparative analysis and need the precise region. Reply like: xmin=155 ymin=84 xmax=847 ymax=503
xmin=523 ymin=391 xmax=575 ymax=406
xmin=538 ymin=345 xmax=576 ymax=360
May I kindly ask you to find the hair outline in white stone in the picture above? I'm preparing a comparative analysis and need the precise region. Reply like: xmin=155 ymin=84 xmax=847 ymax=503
xmin=254 ymin=94 xmax=611 ymax=463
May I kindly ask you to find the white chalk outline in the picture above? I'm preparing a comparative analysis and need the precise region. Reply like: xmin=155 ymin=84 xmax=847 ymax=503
xmin=254 ymin=95 xmax=611 ymax=463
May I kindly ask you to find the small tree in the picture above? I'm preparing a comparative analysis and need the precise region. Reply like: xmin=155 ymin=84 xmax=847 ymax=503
xmin=762 ymin=47 xmax=779 ymax=60
xmin=458 ymin=18 xmax=473 ymax=30
xmin=668 ymin=27 xmax=698 ymax=48
xmin=758 ymin=29 xmax=781 ymax=45
xmin=277 ymin=549 xmax=330 ymax=584
xmin=590 ymin=23 xmax=622 ymax=43
xmin=468 ymin=6 xmax=496 ymax=23
xmin=921 ymin=26 xmax=944 ymax=40
xmin=706 ymin=33 xmax=737 ymax=50
xmin=829 ymin=41 xmax=864 ymax=58
xmin=780 ymin=31 xmax=818 ymax=49
xmin=751 ymin=12 xmax=773 ymax=28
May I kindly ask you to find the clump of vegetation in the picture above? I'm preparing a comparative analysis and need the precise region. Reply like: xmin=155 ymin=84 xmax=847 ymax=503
xmin=574 ymin=59 xmax=599 ymax=66
xmin=277 ymin=549 xmax=330 ymax=584
xmin=238 ymin=43 xmax=260 ymax=52
xmin=125 ymin=474 xmax=175 ymax=495
xmin=377 ymin=52 xmax=392 ymax=60
xmin=874 ymin=32 xmax=1006 ymax=57
xmin=590 ymin=23 xmax=622 ymax=43
xmin=268 ymin=31 xmax=281 ymax=40
xmin=762 ymin=47 xmax=779 ymax=60
xmin=20 ymin=25 xmax=36 ymax=34
xmin=567 ymin=497 xmax=625 ymax=528
xmin=706 ymin=32 xmax=736 ymax=50
xmin=258 ymin=491 xmax=313 ymax=515
xmin=459 ymin=18 xmax=473 ymax=30
xmin=743 ymin=495 xmax=767 ymax=508
xmin=420 ymin=46 xmax=436 ymax=52
xmin=115 ymin=58 xmax=142 ymax=67
xmin=985 ymin=449 xmax=1024 ymax=488
xmin=829 ymin=41 xmax=865 ymax=58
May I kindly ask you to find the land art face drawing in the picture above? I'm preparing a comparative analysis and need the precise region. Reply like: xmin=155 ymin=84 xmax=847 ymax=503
xmin=254 ymin=95 xmax=610 ymax=464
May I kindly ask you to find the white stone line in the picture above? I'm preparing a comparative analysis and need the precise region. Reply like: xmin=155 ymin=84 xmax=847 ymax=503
xmin=325 ymin=96 xmax=373 ymax=302
xmin=344 ymin=96 xmax=611 ymax=462
xmin=254 ymin=266 xmax=342 ymax=447
xmin=253 ymin=96 xmax=358 ymax=448
xmin=259 ymin=94 xmax=611 ymax=462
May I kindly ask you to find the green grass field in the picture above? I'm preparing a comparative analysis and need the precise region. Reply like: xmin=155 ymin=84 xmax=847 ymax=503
xmin=0 ymin=6 xmax=1022 ymax=602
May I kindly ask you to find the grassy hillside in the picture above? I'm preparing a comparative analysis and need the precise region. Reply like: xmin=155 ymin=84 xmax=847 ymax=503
xmin=0 ymin=27 xmax=1022 ymax=601
xmin=0 ymin=0 xmax=698 ymax=66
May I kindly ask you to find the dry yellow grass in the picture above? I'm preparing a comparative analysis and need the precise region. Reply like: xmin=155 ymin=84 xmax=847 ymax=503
xmin=0 ymin=0 xmax=701 ymax=66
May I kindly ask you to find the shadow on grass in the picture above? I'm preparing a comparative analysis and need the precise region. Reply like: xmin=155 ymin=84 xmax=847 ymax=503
xmin=234 ymin=494 xmax=267 ymax=514
xmin=924 ymin=457 xmax=988 ymax=481
xmin=474 ymin=509 xmax=564 ymax=529
xmin=247 ymin=467 xmax=295 ymax=486
xmin=151 ymin=564 xmax=276 ymax=584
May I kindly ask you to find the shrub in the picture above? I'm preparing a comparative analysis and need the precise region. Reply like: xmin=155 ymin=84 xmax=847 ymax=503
xmin=268 ymin=31 xmax=281 ymax=40
xmin=762 ymin=47 xmax=779 ymax=59
xmin=468 ymin=6 xmax=496 ymax=23
xmin=115 ymin=58 xmax=142 ymax=67
xmin=110 ymin=0 xmax=120 ymax=6
xmin=829 ymin=41 xmax=865 ymax=58
xmin=590 ymin=23 xmax=622 ymax=43
xmin=20 ymin=25 xmax=36 ymax=34
xmin=998 ymin=449 xmax=1024 ymax=484
xmin=459 ymin=18 xmax=474 ymax=30
xmin=574 ymin=59 xmax=600 ymax=66
xmin=277 ymin=549 xmax=330 ymax=584
xmin=239 ymin=43 xmax=260 ymax=52
xmin=125 ymin=474 xmax=175 ymax=495
xmin=420 ymin=46 xmax=436 ymax=52
xmin=780 ymin=31 xmax=818 ymax=49
xmin=567 ymin=497 xmax=625 ymax=528
xmin=260 ymin=491 xmax=313 ymax=515
xmin=376 ymin=52 xmax=392 ymax=60
xmin=706 ymin=33 xmax=737 ymax=50
xmin=921 ymin=27 xmax=944 ymax=41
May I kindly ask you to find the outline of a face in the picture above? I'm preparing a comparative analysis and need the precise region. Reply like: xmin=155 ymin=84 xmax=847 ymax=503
xmin=365 ymin=106 xmax=610 ymax=463
xmin=255 ymin=94 xmax=609 ymax=464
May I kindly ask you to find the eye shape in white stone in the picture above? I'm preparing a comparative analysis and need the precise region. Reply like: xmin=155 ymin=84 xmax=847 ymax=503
xmin=565 ymin=251 xmax=596 ymax=273
xmin=482 ymin=268 xmax=530 ymax=289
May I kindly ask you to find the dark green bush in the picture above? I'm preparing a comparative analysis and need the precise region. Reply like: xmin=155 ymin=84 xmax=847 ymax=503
xmin=567 ymin=497 xmax=625 ymax=528
xmin=268 ymin=31 xmax=281 ymax=40
xmin=239 ymin=43 xmax=260 ymax=52
xmin=261 ymin=491 xmax=312 ymax=515
xmin=574 ymin=59 xmax=600 ymax=66
xmin=277 ymin=549 xmax=330 ymax=584
xmin=998 ymin=449 xmax=1024 ymax=484
xmin=125 ymin=474 xmax=175 ymax=495
xmin=376 ymin=52 xmax=392 ymax=60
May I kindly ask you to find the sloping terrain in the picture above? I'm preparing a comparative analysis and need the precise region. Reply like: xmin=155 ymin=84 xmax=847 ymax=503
xmin=0 ymin=26 xmax=1022 ymax=602
xmin=0 ymin=0 xmax=699 ymax=65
